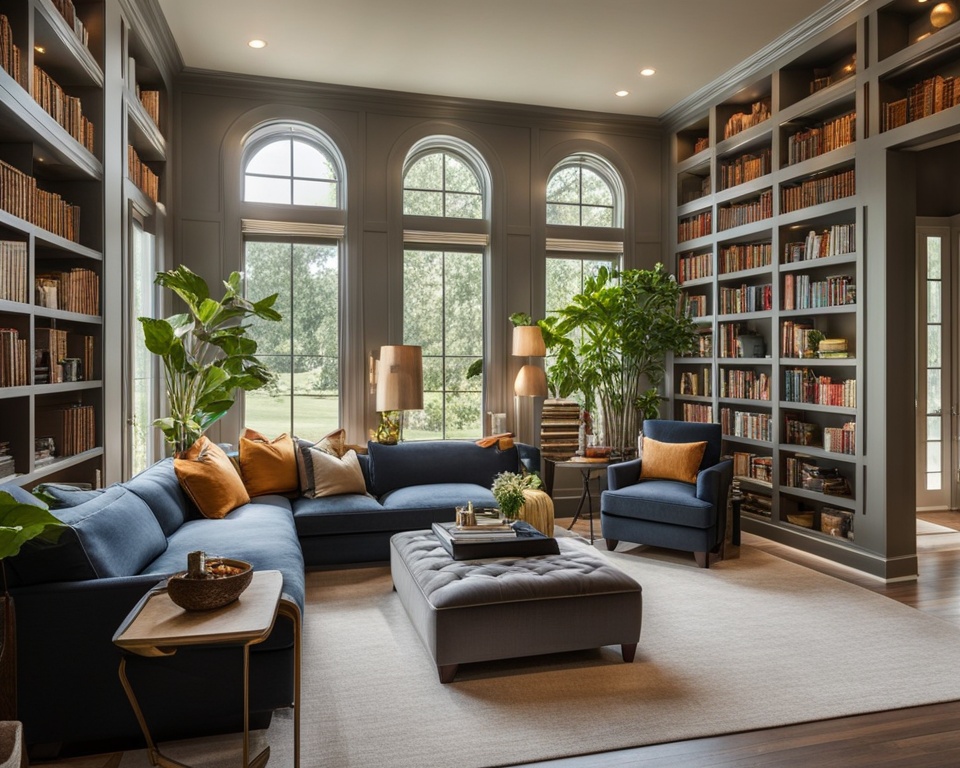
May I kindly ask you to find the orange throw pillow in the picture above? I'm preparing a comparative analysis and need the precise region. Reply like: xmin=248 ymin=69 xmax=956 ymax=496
xmin=238 ymin=429 xmax=298 ymax=496
xmin=640 ymin=437 xmax=707 ymax=485
xmin=174 ymin=436 xmax=250 ymax=519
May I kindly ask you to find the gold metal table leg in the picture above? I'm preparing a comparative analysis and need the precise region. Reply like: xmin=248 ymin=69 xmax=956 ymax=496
xmin=118 ymin=656 xmax=191 ymax=768
xmin=278 ymin=599 xmax=302 ymax=768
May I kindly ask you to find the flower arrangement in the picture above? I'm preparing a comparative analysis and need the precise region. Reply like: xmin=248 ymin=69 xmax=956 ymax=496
xmin=491 ymin=471 xmax=542 ymax=519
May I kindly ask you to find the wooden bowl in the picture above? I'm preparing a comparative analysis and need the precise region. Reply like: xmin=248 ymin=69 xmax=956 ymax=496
xmin=166 ymin=558 xmax=253 ymax=611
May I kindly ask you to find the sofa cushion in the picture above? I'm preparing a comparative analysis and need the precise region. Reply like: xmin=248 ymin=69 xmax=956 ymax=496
xmin=640 ymin=437 xmax=706 ymax=485
xmin=366 ymin=440 xmax=518 ymax=497
xmin=379 ymin=483 xmax=497 ymax=512
xmin=174 ymin=437 xmax=250 ymax=519
xmin=35 ymin=483 xmax=104 ymax=508
xmin=124 ymin=457 xmax=197 ymax=536
xmin=602 ymin=480 xmax=715 ymax=528
xmin=292 ymin=493 xmax=391 ymax=537
xmin=7 ymin=486 xmax=168 ymax=585
xmin=307 ymin=448 xmax=367 ymax=498
xmin=239 ymin=429 xmax=298 ymax=496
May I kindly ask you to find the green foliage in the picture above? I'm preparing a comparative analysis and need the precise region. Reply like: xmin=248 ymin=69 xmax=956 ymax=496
xmin=0 ymin=491 xmax=66 ymax=562
xmin=491 ymin=471 xmax=542 ymax=519
xmin=807 ymin=329 xmax=825 ymax=351
xmin=539 ymin=264 xmax=698 ymax=456
xmin=140 ymin=265 xmax=282 ymax=453
xmin=509 ymin=312 xmax=534 ymax=327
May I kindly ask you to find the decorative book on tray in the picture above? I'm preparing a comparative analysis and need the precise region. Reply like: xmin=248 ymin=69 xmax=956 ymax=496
xmin=431 ymin=521 xmax=560 ymax=560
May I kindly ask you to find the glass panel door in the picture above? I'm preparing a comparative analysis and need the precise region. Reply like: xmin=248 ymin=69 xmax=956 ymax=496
xmin=129 ymin=217 xmax=159 ymax=476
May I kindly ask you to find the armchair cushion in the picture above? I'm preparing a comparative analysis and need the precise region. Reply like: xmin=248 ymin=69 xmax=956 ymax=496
xmin=602 ymin=480 xmax=716 ymax=529
xmin=640 ymin=437 xmax=707 ymax=485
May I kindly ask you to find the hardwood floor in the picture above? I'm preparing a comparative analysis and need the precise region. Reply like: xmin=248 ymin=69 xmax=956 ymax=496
xmin=519 ymin=511 xmax=960 ymax=767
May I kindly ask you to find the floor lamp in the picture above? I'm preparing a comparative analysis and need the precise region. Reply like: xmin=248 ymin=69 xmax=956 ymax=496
xmin=512 ymin=326 xmax=547 ymax=443
xmin=375 ymin=345 xmax=423 ymax=444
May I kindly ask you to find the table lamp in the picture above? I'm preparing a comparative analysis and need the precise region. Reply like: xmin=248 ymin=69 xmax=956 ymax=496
xmin=512 ymin=325 xmax=547 ymax=440
xmin=375 ymin=345 xmax=423 ymax=444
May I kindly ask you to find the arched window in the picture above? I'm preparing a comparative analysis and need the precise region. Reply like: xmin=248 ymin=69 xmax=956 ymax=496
xmin=241 ymin=124 xmax=346 ymax=438
xmin=546 ymin=155 xmax=623 ymax=228
xmin=401 ymin=138 xmax=490 ymax=439
xmin=244 ymin=131 xmax=341 ymax=207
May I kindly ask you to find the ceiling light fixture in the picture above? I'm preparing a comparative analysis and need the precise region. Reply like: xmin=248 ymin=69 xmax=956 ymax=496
xmin=34 ymin=45 xmax=45 ymax=54
xmin=640 ymin=68 xmax=656 ymax=77
xmin=248 ymin=39 xmax=267 ymax=49
xmin=615 ymin=90 xmax=629 ymax=97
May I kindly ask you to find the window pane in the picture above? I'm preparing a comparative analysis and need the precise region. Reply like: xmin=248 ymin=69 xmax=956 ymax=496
xmin=928 ymin=325 xmax=941 ymax=368
xmin=928 ymin=416 xmax=941 ymax=440
xmin=582 ymin=205 xmax=614 ymax=227
xmin=928 ymin=473 xmax=942 ymax=491
xmin=445 ymin=192 xmax=482 ymax=219
xmin=927 ymin=441 xmax=942 ymax=472
xmin=404 ymin=190 xmax=443 ymax=217
xmin=581 ymin=168 xmax=614 ymax=206
xmin=246 ymin=139 xmax=291 ymax=176
xmin=546 ymin=258 xmax=584 ymax=312
xmin=927 ymin=236 xmax=942 ymax=279
xmin=405 ymin=154 xmax=443 ymax=191
xmin=547 ymin=202 xmax=580 ymax=225
xmin=444 ymin=154 xmax=481 ymax=194
xmin=444 ymin=390 xmax=482 ymax=438
xmin=928 ymin=280 xmax=941 ymax=323
xmin=245 ymin=175 xmax=291 ymax=205
xmin=546 ymin=166 xmax=580 ymax=203
xmin=421 ymin=355 xmax=444 ymax=394
xmin=405 ymin=391 xmax=442 ymax=440
xmin=293 ymin=140 xmax=336 ymax=181
xmin=246 ymin=242 xmax=292 ymax=355
xmin=443 ymin=252 xmax=483 ymax=355
xmin=928 ymin=368 xmax=942 ymax=414
xmin=404 ymin=250 xmax=444 ymax=356
xmin=293 ymin=179 xmax=337 ymax=207
xmin=244 ymin=389 xmax=290 ymax=437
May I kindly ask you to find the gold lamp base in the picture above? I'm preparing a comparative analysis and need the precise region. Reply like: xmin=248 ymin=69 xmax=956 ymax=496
xmin=376 ymin=410 xmax=402 ymax=445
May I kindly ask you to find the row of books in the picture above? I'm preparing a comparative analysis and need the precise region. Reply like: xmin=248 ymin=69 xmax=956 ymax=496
xmin=679 ymin=292 xmax=707 ymax=318
xmin=780 ymin=320 xmax=818 ymax=358
xmin=0 ymin=327 xmax=29 ymax=387
xmin=741 ymin=490 xmax=773 ymax=517
xmin=715 ymin=322 xmax=765 ymax=359
xmin=128 ymin=145 xmax=160 ymax=203
xmin=784 ymin=458 xmax=851 ymax=496
xmin=35 ymin=327 xmax=95 ymax=384
xmin=32 ymin=65 xmax=96 ymax=153
xmin=783 ymin=413 xmax=820 ymax=446
xmin=719 ymin=242 xmax=772 ymax=274
xmin=718 ymin=282 xmax=772 ymax=314
xmin=678 ymin=211 xmax=712 ymax=243
xmin=0 ymin=15 xmax=25 ymax=89
xmin=0 ymin=240 xmax=28 ymax=303
xmin=780 ymin=168 xmax=855 ymax=214
xmin=719 ymin=148 xmax=771 ymax=191
xmin=882 ymin=74 xmax=960 ymax=132
xmin=721 ymin=408 xmax=773 ymax=441
xmin=695 ymin=328 xmax=713 ymax=357
xmin=783 ymin=369 xmax=856 ymax=407
xmin=0 ymin=159 xmax=81 ymax=242
xmin=681 ymin=403 xmax=713 ymax=423
xmin=824 ymin=422 xmax=856 ymax=455
xmin=677 ymin=251 xmax=712 ymax=283
xmin=36 ymin=403 xmax=96 ymax=457
xmin=50 ymin=0 xmax=90 ymax=48
xmin=785 ymin=112 xmax=855 ymax=166
xmin=782 ymin=224 xmax=856 ymax=263
xmin=540 ymin=399 xmax=581 ymax=461
xmin=693 ymin=137 xmax=710 ymax=154
xmin=0 ymin=441 xmax=15 ymax=479
xmin=723 ymin=100 xmax=771 ymax=140
xmin=782 ymin=273 xmax=855 ymax=310
xmin=720 ymin=369 xmax=770 ymax=401
xmin=678 ymin=368 xmax=711 ymax=397
xmin=718 ymin=190 xmax=773 ymax=231
xmin=36 ymin=267 xmax=100 ymax=315
xmin=138 ymin=88 xmax=161 ymax=128
xmin=732 ymin=452 xmax=773 ymax=484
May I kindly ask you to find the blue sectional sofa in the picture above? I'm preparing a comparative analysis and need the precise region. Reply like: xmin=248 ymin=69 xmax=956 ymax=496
xmin=4 ymin=438 xmax=536 ymax=754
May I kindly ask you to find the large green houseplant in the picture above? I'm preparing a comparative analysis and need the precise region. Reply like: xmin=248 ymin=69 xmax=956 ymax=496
xmin=540 ymin=263 xmax=698 ymax=458
xmin=139 ymin=266 xmax=282 ymax=454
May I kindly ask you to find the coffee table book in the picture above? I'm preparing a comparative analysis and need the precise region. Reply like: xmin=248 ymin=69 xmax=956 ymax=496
xmin=431 ymin=521 xmax=560 ymax=560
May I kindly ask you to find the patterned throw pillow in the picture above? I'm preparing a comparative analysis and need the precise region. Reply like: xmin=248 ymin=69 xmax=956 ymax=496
xmin=238 ymin=428 xmax=298 ymax=496
xmin=295 ymin=428 xmax=347 ymax=496
xmin=174 ymin=436 xmax=250 ymax=519
xmin=639 ymin=437 xmax=707 ymax=485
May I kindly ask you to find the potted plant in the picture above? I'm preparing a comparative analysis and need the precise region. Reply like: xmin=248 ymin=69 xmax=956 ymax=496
xmin=139 ymin=266 xmax=282 ymax=454
xmin=491 ymin=471 xmax=542 ymax=519
xmin=539 ymin=264 xmax=698 ymax=458
xmin=0 ymin=490 xmax=67 ymax=721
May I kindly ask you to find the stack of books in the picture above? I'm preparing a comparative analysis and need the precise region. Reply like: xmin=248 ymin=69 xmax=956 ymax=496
xmin=540 ymin=399 xmax=581 ymax=461
xmin=0 ymin=441 xmax=16 ymax=479
xmin=447 ymin=514 xmax=516 ymax=543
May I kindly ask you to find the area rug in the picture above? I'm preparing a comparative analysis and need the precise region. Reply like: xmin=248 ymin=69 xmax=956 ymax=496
xmin=119 ymin=541 xmax=960 ymax=768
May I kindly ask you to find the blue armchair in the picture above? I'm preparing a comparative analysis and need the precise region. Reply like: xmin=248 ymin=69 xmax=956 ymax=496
xmin=600 ymin=420 xmax=733 ymax=568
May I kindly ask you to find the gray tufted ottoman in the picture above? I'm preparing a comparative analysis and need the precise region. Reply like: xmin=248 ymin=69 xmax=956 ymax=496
xmin=390 ymin=529 xmax=642 ymax=682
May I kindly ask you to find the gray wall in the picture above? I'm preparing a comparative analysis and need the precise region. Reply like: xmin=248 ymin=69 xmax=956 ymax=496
xmin=173 ymin=71 xmax=663 ymax=457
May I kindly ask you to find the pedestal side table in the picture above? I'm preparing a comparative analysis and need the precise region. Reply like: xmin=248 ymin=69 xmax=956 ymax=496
xmin=550 ymin=459 xmax=613 ymax=543
xmin=113 ymin=570 xmax=300 ymax=768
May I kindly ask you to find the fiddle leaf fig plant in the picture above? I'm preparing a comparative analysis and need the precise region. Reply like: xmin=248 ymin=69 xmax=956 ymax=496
xmin=139 ymin=266 xmax=282 ymax=454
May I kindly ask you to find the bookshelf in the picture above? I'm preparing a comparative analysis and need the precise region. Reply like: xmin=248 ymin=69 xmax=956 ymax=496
xmin=0 ymin=0 xmax=105 ymax=486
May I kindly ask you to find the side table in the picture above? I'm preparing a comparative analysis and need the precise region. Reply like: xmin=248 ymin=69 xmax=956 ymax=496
xmin=113 ymin=570 xmax=300 ymax=768
xmin=549 ymin=459 xmax=613 ymax=543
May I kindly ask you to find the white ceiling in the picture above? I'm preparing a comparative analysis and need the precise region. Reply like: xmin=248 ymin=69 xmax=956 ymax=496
xmin=156 ymin=0 xmax=832 ymax=118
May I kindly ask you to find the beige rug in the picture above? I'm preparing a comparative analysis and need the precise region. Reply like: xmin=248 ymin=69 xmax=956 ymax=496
xmin=116 ymin=541 xmax=960 ymax=768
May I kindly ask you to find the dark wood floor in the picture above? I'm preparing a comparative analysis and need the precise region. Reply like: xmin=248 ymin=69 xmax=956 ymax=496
xmin=518 ymin=511 xmax=960 ymax=768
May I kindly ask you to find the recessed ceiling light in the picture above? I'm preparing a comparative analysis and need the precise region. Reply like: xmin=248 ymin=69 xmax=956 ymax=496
xmin=248 ymin=39 xmax=267 ymax=49
xmin=34 ymin=45 xmax=45 ymax=54
xmin=615 ymin=90 xmax=629 ymax=97
xmin=640 ymin=68 xmax=656 ymax=77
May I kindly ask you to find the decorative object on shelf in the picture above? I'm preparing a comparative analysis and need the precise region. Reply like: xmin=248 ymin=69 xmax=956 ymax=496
xmin=139 ymin=266 xmax=281 ymax=455
xmin=375 ymin=345 xmax=423 ymax=444
xmin=166 ymin=555 xmax=253 ymax=612
xmin=930 ymin=1 xmax=959 ymax=29
xmin=540 ymin=264 xmax=698 ymax=458
xmin=491 ymin=470 xmax=542 ymax=519
xmin=0 ymin=489 xmax=67 ymax=721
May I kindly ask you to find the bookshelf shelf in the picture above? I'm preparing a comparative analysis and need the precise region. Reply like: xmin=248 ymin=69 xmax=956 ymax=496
xmin=777 ymin=75 xmax=857 ymax=125
xmin=715 ymin=121 xmax=772 ymax=157
xmin=126 ymin=93 xmax=166 ymax=162
xmin=33 ymin=306 xmax=102 ymax=324
xmin=20 ymin=446 xmax=103 ymax=485
xmin=779 ymin=400 xmax=856 ymax=416
xmin=777 ymin=143 xmax=856 ymax=183
xmin=717 ymin=264 xmax=773 ymax=282
xmin=722 ymin=434 xmax=772 ymax=448
xmin=780 ymin=251 xmax=857 ymax=272
xmin=33 ymin=0 xmax=103 ymax=87
xmin=676 ymin=148 xmax=711 ymax=174
xmin=779 ymin=485 xmax=856 ymax=509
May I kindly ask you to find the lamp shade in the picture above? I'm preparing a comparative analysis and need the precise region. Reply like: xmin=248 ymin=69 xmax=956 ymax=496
xmin=514 ymin=364 xmax=548 ymax=397
xmin=512 ymin=325 xmax=546 ymax=357
xmin=376 ymin=345 xmax=423 ymax=411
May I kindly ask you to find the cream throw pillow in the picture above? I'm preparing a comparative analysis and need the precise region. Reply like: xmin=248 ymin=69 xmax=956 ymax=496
xmin=296 ymin=428 xmax=348 ymax=495
xmin=640 ymin=437 xmax=707 ymax=485
xmin=308 ymin=447 xmax=366 ymax=498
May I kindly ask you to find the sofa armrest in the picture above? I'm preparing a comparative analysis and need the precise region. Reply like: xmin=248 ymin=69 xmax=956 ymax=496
xmin=517 ymin=442 xmax=541 ymax=476
xmin=696 ymin=459 xmax=733 ymax=505
xmin=608 ymin=459 xmax=641 ymax=491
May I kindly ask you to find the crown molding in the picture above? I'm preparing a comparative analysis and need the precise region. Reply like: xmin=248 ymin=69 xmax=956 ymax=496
xmin=660 ymin=0 xmax=869 ymax=131
xmin=176 ymin=68 xmax=663 ymax=138
xmin=119 ymin=0 xmax=183 ymax=82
